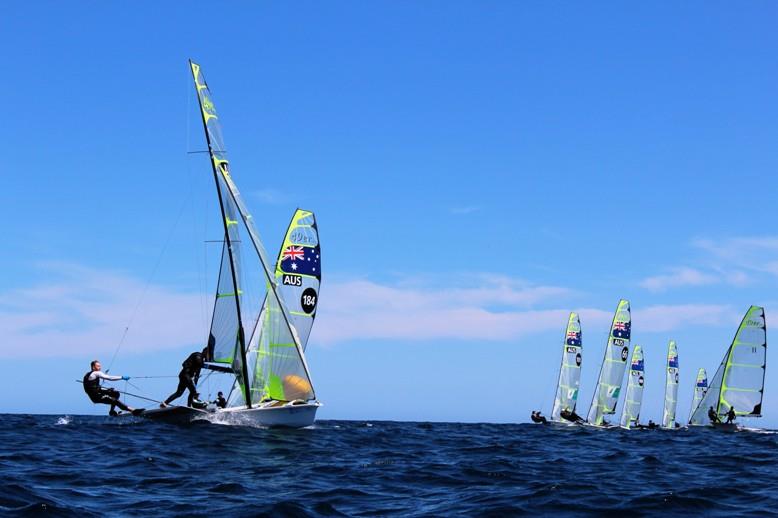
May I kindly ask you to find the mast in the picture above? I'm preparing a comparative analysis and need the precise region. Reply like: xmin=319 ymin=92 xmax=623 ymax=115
xmin=189 ymin=60 xmax=253 ymax=408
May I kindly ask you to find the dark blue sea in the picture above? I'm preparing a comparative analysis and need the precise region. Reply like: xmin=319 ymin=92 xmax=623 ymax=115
xmin=2 ymin=415 xmax=777 ymax=517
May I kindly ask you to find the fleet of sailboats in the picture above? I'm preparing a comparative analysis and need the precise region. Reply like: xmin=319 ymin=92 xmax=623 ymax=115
xmin=543 ymin=304 xmax=767 ymax=432
xmin=109 ymin=61 xmax=771 ymax=432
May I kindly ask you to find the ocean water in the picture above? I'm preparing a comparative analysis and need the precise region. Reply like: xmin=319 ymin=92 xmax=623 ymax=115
xmin=2 ymin=415 xmax=777 ymax=517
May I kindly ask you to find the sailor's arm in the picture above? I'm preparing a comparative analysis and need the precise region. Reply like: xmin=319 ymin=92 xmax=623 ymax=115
xmin=93 ymin=371 xmax=124 ymax=382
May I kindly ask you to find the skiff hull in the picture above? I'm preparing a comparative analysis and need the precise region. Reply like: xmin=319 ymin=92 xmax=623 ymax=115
xmin=212 ymin=402 xmax=320 ymax=428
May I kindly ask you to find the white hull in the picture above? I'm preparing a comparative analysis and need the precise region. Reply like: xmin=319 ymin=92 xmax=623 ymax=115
xmin=210 ymin=401 xmax=320 ymax=428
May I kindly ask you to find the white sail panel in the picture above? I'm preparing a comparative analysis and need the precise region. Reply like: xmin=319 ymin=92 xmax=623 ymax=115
xmin=619 ymin=345 xmax=645 ymax=429
xmin=551 ymin=313 xmax=583 ymax=422
xmin=687 ymin=368 xmax=708 ymax=425
xmin=587 ymin=299 xmax=631 ymax=426
xmin=662 ymin=340 xmax=679 ymax=429
xmin=274 ymin=209 xmax=321 ymax=351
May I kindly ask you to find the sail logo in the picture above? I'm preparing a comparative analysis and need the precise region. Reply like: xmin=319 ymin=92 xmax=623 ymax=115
xmin=289 ymin=231 xmax=316 ymax=246
xmin=638 ymin=375 xmax=644 ymax=386
xmin=282 ymin=274 xmax=303 ymax=287
xmin=575 ymin=353 xmax=582 ymax=366
xmin=280 ymin=245 xmax=321 ymax=277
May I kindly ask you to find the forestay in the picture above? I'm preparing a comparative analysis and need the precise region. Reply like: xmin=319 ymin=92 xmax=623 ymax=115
xmin=619 ymin=345 xmax=645 ymax=429
xmin=551 ymin=313 xmax=583 ymax=422
xmin=662 ymin=340 xmax=679 ymax=429
xmin=687 ymin=368 xmax=708 ymax=425
xmin=587 ymin=299 xmax=631 ymax=426
xmin=689 ymin=306 xmax=766 ymax=425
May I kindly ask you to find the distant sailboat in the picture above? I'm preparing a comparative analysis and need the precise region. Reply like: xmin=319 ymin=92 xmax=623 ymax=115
xmin=661 ymin=340 xmax=679 ymax=429
xmin=687 ymin=368 xmax=708 ymax=426
xmin=587 ymin=299 xmax=631 ymax=427
xmin=619 ymin=345 xmax=644 ymax=429
xmin=550 ymin=313 xmax=583 ymax=424
xmin=689 ymin=306 xmax=766 ymax=430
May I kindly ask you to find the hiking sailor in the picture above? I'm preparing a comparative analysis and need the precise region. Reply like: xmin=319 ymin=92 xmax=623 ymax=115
xmin=83 ymin=360 xmax=143 ymax=416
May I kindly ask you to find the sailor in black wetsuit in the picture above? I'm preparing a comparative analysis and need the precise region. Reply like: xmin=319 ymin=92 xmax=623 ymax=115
xmin=725 ymin=405 xmax=736 ymax=424
xmin=161 ymin=351 xmax=205 ymax=408
xmin=708 ymin=406 xmax=721 ymax=424
xmin=214 ymin=391 xmax=227 ymax=409
xmin=83 ymin=360 xmax=143 ymax=416
xmin=530 ymin=411 xmax=548 ymax=424
xmin=560 ymin=408 xmax=584 ymax=423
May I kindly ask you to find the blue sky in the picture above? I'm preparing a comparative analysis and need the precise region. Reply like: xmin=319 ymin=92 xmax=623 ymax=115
xmin=2 ymin=2 xmax=778 ymax=424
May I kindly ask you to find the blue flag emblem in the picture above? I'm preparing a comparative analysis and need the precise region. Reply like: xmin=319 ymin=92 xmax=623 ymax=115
xmin=280 ymin=245 xmax=321 ymax=278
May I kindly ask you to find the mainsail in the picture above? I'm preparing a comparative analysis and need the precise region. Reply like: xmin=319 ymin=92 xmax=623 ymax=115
xmin=587 ymin=299 xmax=631 ymax=426
xmin=662 ymin=340 xmax=679 ymax=429
xmin=687 ymin=368 xmax=708 ymax=425
xmin=190 ymin=60 xmax=316 ymax=407
xmin=689 ymin=306 xmax=766 ymax=425
xmin=551 ymin=313 xmax=583 ymax=422
xmin=619 ymin=345 xmax=644 ymax=429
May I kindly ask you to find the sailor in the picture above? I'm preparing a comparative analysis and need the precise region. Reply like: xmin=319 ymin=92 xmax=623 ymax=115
xmin=708 ymin=406 xmax=721 ymax=424
xmin=647 ymin=420 xmax=656 ymax=429
xmin=83 ymin=360 xmax=143 ymax=416
xmin=725 ymin=405 xmax=736 ymax=424
xmin=161 ymin=350 xmax=205 ymax=408
xmin=530 ymin=411 xmax=548 ymax=424
xmin=560 ymin=408 xmax=584 ymax=423
xmin=214 ymin=391 xmax=227 ymax=409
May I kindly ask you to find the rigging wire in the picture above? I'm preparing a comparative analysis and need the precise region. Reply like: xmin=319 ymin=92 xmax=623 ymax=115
xmin=106 ymin=188 xmax=193 ymax=372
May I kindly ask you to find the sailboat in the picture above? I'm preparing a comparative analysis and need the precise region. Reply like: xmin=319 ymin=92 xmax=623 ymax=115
xmin=687 ymin=368 xmax=708 ymax=426
xmin=550 ymin=313 xmax=583 ymax=424
xmin=661 ymin=340 xmax=679 ymax=429
xmin=619 ymin=345 xmax=644 ymax=429
xmin=138 ymin=61 xmax=321 ymax=427
xmin=587 ymin=299 xmax=631 ymax=427
xmin=689 ymin=306 xmax=766 ymax=430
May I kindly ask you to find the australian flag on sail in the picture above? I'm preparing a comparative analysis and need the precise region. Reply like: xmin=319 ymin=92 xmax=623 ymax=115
xmin=280 ymin=245 xmax=321 ymax=278
xmin=631 ymin=359 xmax=644 ymax=372
xmin=697 ymin=379 xmax=708 ymax=388
xmin=668 ymin=355 xmax=679 ymax=369
xmin=566 ymin=331 xmax=581 ymax=346
xmin=612 ymin=321 xmax=631 ymax=339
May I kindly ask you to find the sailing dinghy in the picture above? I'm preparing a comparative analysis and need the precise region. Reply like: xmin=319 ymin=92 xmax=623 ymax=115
xmin=687 ymin=368 xmax=708 ymax=426
xmin=135 ymin=61 xmax=322 ymax=427
xmin=550 ymin=313 xmax=584 ymax=425
xmin=661 ymin=340 xmax=679 ymax=429
xmin=689 ymin=306 xmax=766 ymax=431
xmin=586 ymin=299 xmax=631 ymax=428
xmin=619 ymin=345 xmax=644 ymax=429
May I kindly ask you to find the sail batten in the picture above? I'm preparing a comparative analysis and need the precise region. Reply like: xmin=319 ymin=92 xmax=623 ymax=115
xmin=587 ymin=300 xmax=631 ymax=426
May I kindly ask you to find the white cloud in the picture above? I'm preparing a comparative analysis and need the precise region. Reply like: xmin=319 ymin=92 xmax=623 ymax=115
xmin=313 ymin=277 xmax=736 ymax=345
xmin=639 ymin=267 xmax=718 ymax=292
xmin=2 ymin=266 xmax=744 ymax=357
xmin=0 ymin=264 xmax=206 ymax=359
xmin=633 ymin=304 xmax=738 ymax=333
